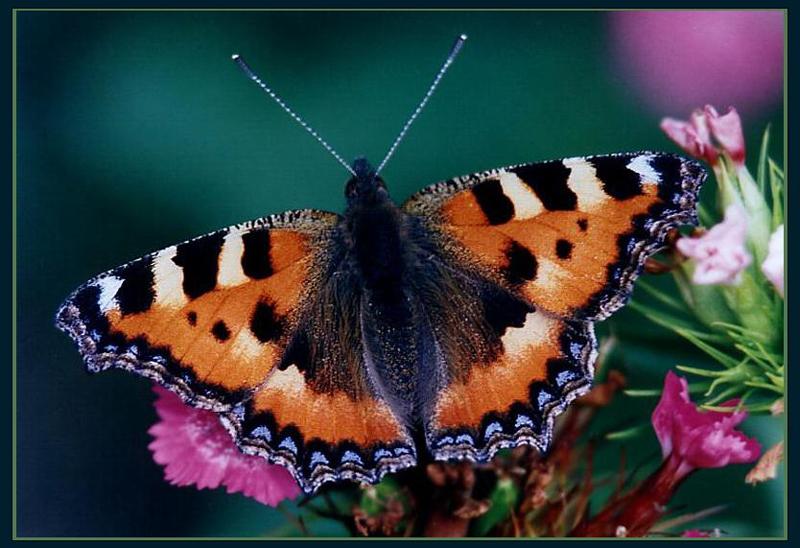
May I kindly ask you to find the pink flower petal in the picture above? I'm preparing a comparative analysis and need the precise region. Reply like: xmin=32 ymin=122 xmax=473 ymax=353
xmin=704 ymin=105 xmax=746 ymax=166
xmin=660 ymin=114 xmax=718 ymax=165
xmin=147 ymin=386 xmax=300 ymax=506
xmin=761 ymin=225 xmax=784 ymax=297
xmin=676 ymin=204 xmax=752 ymax=285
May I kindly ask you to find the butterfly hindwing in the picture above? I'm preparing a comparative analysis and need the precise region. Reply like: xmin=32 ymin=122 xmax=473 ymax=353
xmin=400 ymin=245 xmax=596 ymax=461
xmin=56 ymin=209 xmax=416 ymax=493
xmin=404 ymin=152 xmax=703 ymax=460
xmin=429 ymin=307 xmax=596 ymax=461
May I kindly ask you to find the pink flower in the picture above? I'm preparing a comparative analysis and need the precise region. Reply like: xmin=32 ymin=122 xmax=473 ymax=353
xmin=761 ymin=224 xmax=784 ymax=297
xmin=704 ymin=106 xmax=746 ymax=166
xmin=660 ymin=109 xmax=718 ymax=165
xmin=610 ymin=11 xmax=784 ymax=116
xmin=661 ymin=105 xmax=746 ymax=167
xmin=676 ymin=204 xmax=752 ymax=285
xmin=148 ymin=386 xmax=300 ymax=506
xmin=652 ymin=372 xmax=761 ymax=481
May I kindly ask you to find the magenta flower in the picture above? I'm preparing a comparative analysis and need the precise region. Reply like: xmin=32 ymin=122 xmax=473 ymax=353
xmin=651 ymin=372 xmax=761 ymax=481
xmin=661 ymin=105 xmax=746 ymax=167
xmin=761 ymin=224 xmax=784 ymax=297
xmin=676 ymin=204 xmax=752 ymax=285
xmin=610 ymin=11 xmax=784 ymax=116
xmin=148 ymin=386 xmax=300 ymax=506
xmin=573 ymin=371 xmax=760 ymax=537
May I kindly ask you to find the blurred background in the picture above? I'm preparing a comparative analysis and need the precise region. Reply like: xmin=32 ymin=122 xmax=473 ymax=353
xmin=17 ymin=10 xmax=784 ymax=537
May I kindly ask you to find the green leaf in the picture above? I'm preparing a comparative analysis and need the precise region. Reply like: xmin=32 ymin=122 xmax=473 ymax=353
xmin=359 ymin=476 xmax=407 ymax=517
xmin=704 ymin=382 xmax=742 ymax=404
xmin=719 ymin=270 xmax=779 ymax=346
xmin=736 ymin=166 xmax=772 ymax=265
xmin=768 ymin=159 xmax=785 ymax=229
xmin=636 ymin=279 xmax=690 ymax=314
xmin=697 ymin=202 xmax=716 ymax=226
xmin=753 ymin=342 xmax=783 ymax=370
xmin=756 ymin=125 xmax=770 ymax=193
xmin=764 ymin=372 xmax=784 ymax=390
xmin=629 ymin=301 xmax=727 ymax=344
xmin=743 ymin=381 xmax=783 ymax=394
xmin=623 ymin=388 xmax=663 ymax=397
xmin=738 ymin=401 xmax=779 ymax=414
xmin=715 ymin=157 xmax=745 ymax=215
xmin=605 ymin=423 xmax=649 ymax=441
xmin=471 ymin=477 xmax=519 ymax=536
xmin=701 ymin=403 xmax=744 ymax=413
xmin=676 ymin=364 xmax=731 ymax=379
xmin=733 ymin=343 xmax=778 ymax=372
xmin=673 ymin=265 xmax=739 ymax=328
xmin=624 ymin=382 xmax=708 ymax=397
xmin=674 ymin=328 xmax=740 ymax=368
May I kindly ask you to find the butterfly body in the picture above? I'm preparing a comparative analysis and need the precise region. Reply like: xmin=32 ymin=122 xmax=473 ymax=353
xmin=329 ymin=158 xmax=454 ymax=433
xmin=57 ymin=151 xmax=705 ymax=493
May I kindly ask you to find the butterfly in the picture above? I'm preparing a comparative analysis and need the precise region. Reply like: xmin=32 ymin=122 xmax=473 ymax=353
xmin=55 ymin=36 xmax=706 ymax=494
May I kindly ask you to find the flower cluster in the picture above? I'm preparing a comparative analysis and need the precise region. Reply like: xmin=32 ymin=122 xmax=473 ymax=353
xmin=632 ymin=104 xmax=784 ymax=417
xmin=662 ymin=105 xmax=783 ymax=296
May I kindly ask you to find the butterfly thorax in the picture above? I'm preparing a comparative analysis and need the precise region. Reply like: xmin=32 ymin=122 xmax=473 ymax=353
xmin=343 ymin=159 xmax=409 ymax=302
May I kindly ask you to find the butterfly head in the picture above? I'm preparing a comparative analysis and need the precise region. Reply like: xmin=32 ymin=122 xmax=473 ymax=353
xmin=345 ymin=157 xmax=389 ymax=207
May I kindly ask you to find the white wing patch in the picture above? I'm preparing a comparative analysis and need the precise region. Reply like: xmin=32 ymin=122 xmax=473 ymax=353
xmin=498 ymin=171 xmax=544 ymax=219
xmin=95 ymin=276 xmax=124 ymax=313
xmin=563 ymin=158 xmax=606 ymax=211
xmin=627 ymin=154 xmax=661 ymax=185
xmin=218 ymin=233 xmax=249 ymax=287
xmin=152 ymin=247 xmax=187 ymax=308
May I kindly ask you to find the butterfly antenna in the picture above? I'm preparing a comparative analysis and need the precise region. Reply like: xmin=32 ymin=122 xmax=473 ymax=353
xmin=374 ymin=34 xmax=468 ymax=177
xmin=231 ymin=54 xmax=357 ymax=177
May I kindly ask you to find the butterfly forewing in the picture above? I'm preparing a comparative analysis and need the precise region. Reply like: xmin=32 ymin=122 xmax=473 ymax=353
xmin=404 ymin=152 xmax=705 ymax=320
xmin=55 ymin=209 xmax=416 ymax=493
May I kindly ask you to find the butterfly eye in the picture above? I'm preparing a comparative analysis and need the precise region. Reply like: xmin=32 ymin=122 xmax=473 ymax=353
xmin=345 ymin=180 xmax=358 ymax=198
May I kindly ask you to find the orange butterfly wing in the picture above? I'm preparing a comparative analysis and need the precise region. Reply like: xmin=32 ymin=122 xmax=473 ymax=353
xmin=404 ymin=153 xmax=704 ymax=460
xmin=56 ymin=210 xmax=415 ymax=492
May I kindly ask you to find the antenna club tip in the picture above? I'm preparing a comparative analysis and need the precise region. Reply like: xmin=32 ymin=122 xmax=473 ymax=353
xmin=231 ymin=53 xmax=240 ymax=61
xmin=459 ymin=34 xmax=468 ymax=41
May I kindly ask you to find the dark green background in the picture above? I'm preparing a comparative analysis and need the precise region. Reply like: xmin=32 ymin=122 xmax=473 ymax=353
xmin=17 ymin=11 xmax=784 ymax=537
